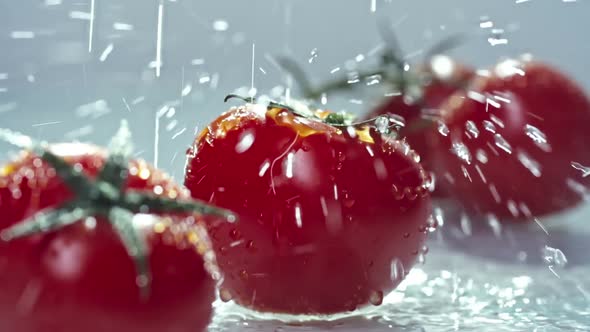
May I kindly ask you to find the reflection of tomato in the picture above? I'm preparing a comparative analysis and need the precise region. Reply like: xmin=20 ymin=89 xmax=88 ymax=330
xmin=363 ymin=55 xmax=474 ymax=193
xmin=0 ymin=143 xmax=219 ymax=332
xmin=185 ymin=103 xmax=432 ymax=314
xmin=435 ymin=57 xmax=590 ymax=221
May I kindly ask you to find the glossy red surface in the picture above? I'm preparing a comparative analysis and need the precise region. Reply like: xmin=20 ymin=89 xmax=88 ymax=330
xmin=0 ymin=144 xmax=215 ymax=332
xmin=185 ymin=105 xmax=432 ymax=314
xmin=363 ymin=57 xmax=474 ymax=194
xmin=434 ymin=58 xmax=590 ymax=221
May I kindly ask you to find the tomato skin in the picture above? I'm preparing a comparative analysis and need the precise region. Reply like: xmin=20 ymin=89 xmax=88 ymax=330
xmin=185 ymin=105 xmax=431 ymax=314
xmin=363 ymin=56 xmax=474 ymax=193
xmin=0 ymin=144 xmax=215 ymax=332
xmin=434 ymin=58 xmax=590 ymax=221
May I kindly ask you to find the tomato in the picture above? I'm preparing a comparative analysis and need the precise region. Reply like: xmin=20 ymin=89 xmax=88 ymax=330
xmin=184 ymin=102 xmax=432 ymax=314
xmin=363 ymin=55 xmax=474 ymax=193
xmin=0 ymin=140 xmax=230 ymax=332
xmin=434 ymin=56 xmax=590 ymax=221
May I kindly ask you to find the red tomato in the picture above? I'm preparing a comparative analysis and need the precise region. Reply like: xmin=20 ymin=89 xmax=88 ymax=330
xmin=434 ymin=56 xmax=590 ymax=221
xmin=363 ymin=55 xmax=474 ymax=193
xmin=185 ymin=103 xmax=432 ymax=314
xmin=0 ymin=143 xmax=220 ymax=332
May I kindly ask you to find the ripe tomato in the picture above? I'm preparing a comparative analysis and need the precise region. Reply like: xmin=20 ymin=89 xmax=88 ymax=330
xmin=185 ymin=102 xmax=432 ymax=314
xmin=363 ymin=55 xmax=474 ymax=193
xmin=0 ymin=142 xmax=226 ymax=332
xmin=434 ymin=56 xmax=590 ymax=221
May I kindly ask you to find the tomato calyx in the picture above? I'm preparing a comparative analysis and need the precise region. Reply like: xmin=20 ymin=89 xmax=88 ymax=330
xmin=0 ymin=121 xmax=236 ymax=299
xmin=224 ymin=94 xmax=400 ymax=136
xmin=276 ymin=24 xmax=468 ymax=116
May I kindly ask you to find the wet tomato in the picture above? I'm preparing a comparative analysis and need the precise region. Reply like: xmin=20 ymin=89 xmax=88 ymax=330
xmin=434 ymin=56 xmax=590 ymax=221
xmin=363 ymin=55 xmax=474 ymax=192
xmin=185 ymin=102 xmax=432 ymax=314
xmin=0 ymin=139 xmax=231 ymax=332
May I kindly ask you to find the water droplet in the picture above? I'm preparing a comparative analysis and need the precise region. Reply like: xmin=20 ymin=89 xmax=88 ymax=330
xmin=136 ymin=274 xmax=149 ymax=288
xmin=343 ymin=198 xmax=355 ymax=208
xmin=409 ymin=150 xmax=421 ymax=163
xmin=212 ymin=19 xmax=229 ymax=32
xmin=421 ymin=245 xmax=429 ymax=254
xmin=235 ymin=129 xmax=255 ymax=153
xmin=460 ymin=214 xmax=472 ymax=236
xmin=465 ymin=120 xmax=480 ymax=138
xmin=405 ymin=187 xmax=418 ymax=201
xmin=516 ymin=150 xmax=541 ymax=177
xmin=494 ymin=134 xmax=512 ymax=154
xmin=369 ymin=290 xmax=384 ymax=306
xmin=487 ymin=214 xmax=502 ymax=238
xmin=525 ymin=124 xmax=551 ymax=152
xmin=345 ymin=301 xmax=357 ymax=312
xmin=437 ymin=121 xmax=449 ymax=136
xmin=476 ymin=149 xmax=488 ymax=164
xmin=390 ymin=259 xmax=405 ymax=281
xmin=389 ymin=114 xmax=406 ymax=128
xmin=424 ymin=172 xmax=436 ymax=192
xmin=433 ymin=207 xmax=444 ymax=227
xmin=308 ymin=48 xmax=318 ymax=63
xmin=153 ymin=185 xmax=164 ymax=195
xmin=374 ymin=115 xmax=390 ymax=134
xmin=240 ymin=270 xmax=249 ymax=280
xmin=425 ymin=215 xmax=438 ymax=232
xmin=507 ymin=200 xmax=519 ymax=217
xmin=392 ymin=184 xmax=404 ymax=200
xmin=542 ymin=246 xmax=568 ymax=268
xmin=483 ymin=120 xmax=496 ymax=133
xmin=229 ymin=229 xmax=241 ymax=240
xmin=219 ymin=288 xmax=233 ymax=302
xmin=451 ymin=140 xmax=472 ymax=164
xmin=245 ymin=240 xmax=257 ymax=252
xmin=84 ymin=217 xmax=97 ymax=230
xmin=490 ymin=114 xmax=505 ymax=128
xmin=417 ymin=253 xmax=426 ymax=264
xmin=403 ymin=232 xmax=410 ymax=239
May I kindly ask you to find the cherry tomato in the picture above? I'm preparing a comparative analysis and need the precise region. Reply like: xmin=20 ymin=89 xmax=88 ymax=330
xmin=363 ymin=55 xmax=474 ymax=193
xmin=185 ymin=102 xmax=432 ymax=314
xmin=0 ymin=142 xmax=223 ymax=332
xmin=434 ymin=56 xmax=590 ymax=221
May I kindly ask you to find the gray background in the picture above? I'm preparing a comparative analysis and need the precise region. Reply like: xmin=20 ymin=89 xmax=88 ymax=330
xmin=1 ymin=0 xmax=589 ymax=179
xmin=1 ymin=1 xmax=590 ymax=331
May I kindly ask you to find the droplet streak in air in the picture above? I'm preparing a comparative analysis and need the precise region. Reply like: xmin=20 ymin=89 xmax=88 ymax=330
xmin=494 ymin=134 xmax=512 ymax=154
xmin=517 ymin=150 xmax=542 ymax=177
xmin=524 ymin=124 xmax=551 ymax=152
xmin=451 ymin=140 xmax=472 ymax=164
xmin=235 ymin=130 xmax=255 ymax=154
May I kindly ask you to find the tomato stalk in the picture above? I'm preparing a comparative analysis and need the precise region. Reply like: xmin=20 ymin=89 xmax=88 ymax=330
xmin=276 ymin=27 xmax=469 ymax=134
xmin=224 ymin=94 xmax=400 ymax=136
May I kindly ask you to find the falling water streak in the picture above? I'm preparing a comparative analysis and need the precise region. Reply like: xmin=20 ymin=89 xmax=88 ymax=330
xmin=88 ymin=0 xmax=95 ymax=52
xmin=370 ymin=0 xmax=376 ymax=12
xmin=571 ymin=161 xmax=590 ymax=177
xmin=534 ymin=218 xmax=549 ymax=235
xmin=32 ymin=121 xmax=62 ymax=127
xmin=270 ymin=133 xmax=299 ymax=195
xmin=155 ymin=1 xmax=164 ymax=77
xmin=99 ymin=43 xmax=114 ymax=62
xmin=294 ymin=203 xmax=303 ymax=228
xmin=122 ymin=97 xmax=132 ymax=112
xmin=180 ymin=66 xmax=185 ymax=112
xmin=154 ymin=106 xmax=169 ymax=168
xmin=250 ymin=43 xmax=256 ymax=95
